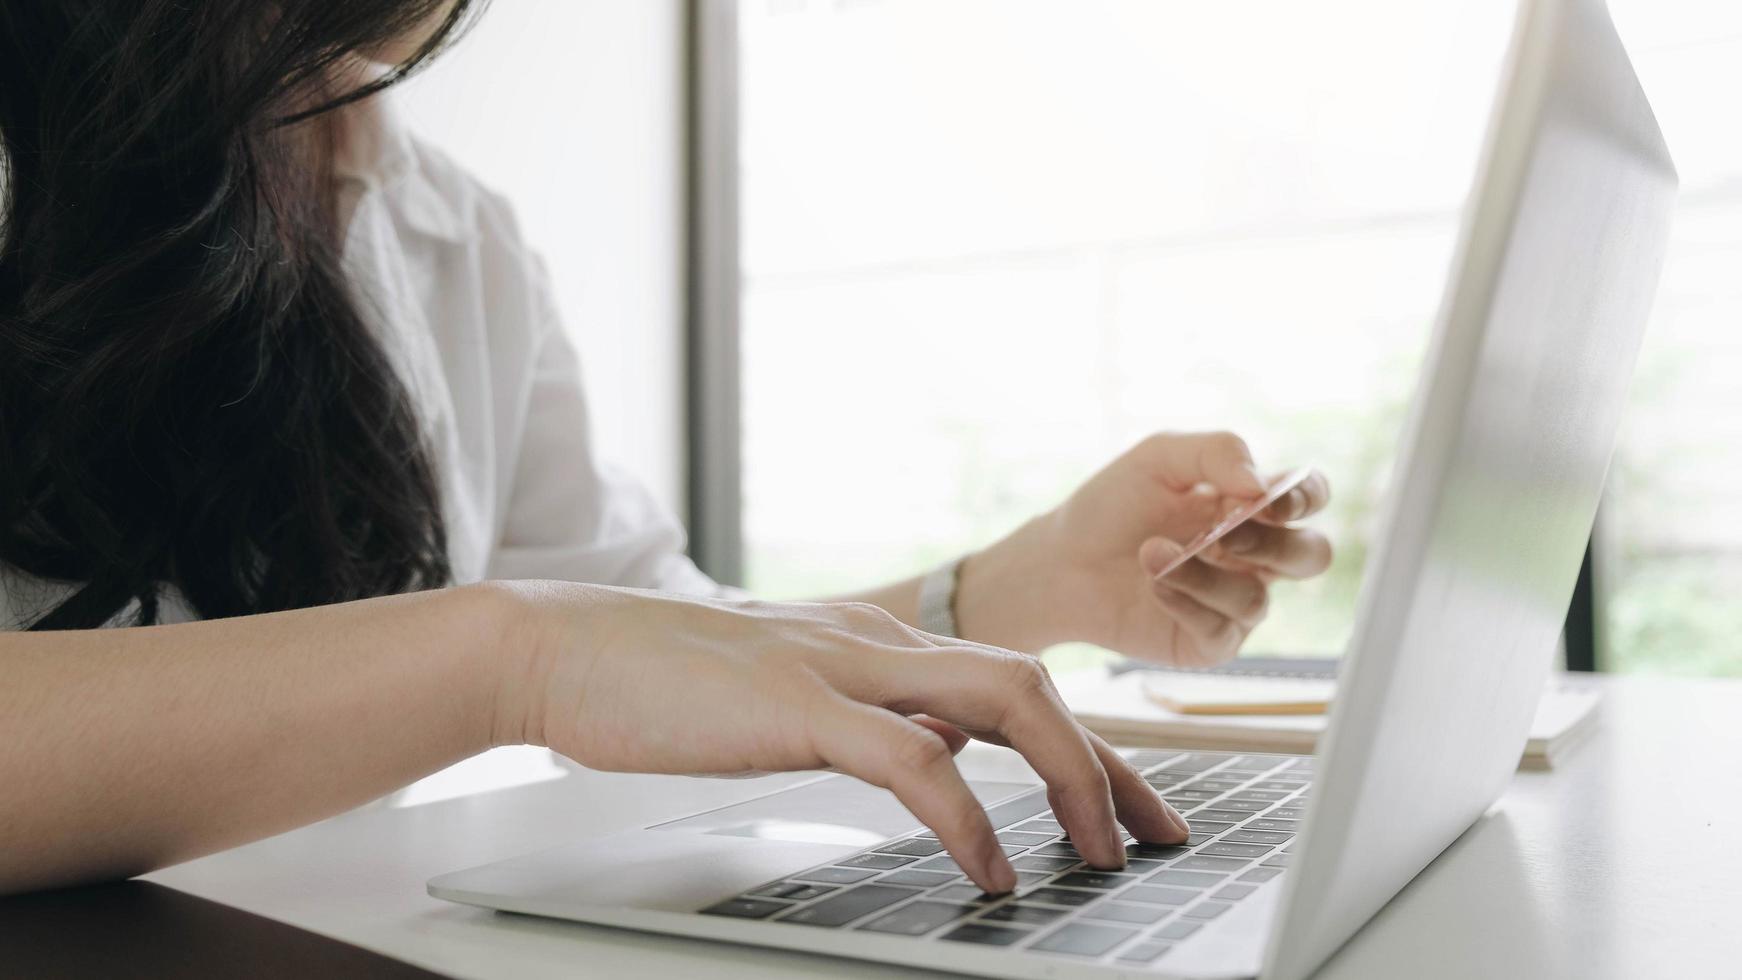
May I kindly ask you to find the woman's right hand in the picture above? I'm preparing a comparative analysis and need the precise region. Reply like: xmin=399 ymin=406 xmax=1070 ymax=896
xmin=502 ymin=583 xmax=1190 ymax=895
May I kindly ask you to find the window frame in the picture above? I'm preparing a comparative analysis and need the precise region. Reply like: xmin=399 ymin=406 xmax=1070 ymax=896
xmin=684 ymin=0 xmax=1602 ymax=666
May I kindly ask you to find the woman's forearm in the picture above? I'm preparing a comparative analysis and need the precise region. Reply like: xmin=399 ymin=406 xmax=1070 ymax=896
xmin=0 ymin=583 xmax=527 ymax=895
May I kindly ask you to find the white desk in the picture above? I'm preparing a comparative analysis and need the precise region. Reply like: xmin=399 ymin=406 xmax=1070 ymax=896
xmin=146 ymin=676 xmax=1742 ymax=979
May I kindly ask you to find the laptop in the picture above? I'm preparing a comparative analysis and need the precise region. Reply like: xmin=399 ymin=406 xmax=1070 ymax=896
xmin=428 ymin=1 xmax=1676 ymax=976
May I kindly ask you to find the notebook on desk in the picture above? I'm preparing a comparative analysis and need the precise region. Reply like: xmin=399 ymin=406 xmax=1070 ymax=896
xmin=1057 ymin=657 xmax=1601 ymax=770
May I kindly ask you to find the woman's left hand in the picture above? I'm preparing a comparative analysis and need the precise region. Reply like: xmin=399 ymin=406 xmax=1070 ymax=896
xmin=955 ymin=432 xmax=1332 ymax=667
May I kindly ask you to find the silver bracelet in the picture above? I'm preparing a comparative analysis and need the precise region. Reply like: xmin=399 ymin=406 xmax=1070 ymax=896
xmin=916 ymin=555 xmax=966 ymax=639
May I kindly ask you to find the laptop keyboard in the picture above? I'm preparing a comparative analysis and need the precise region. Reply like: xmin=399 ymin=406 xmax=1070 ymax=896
xmin=700 ymin=750 xmax=1309 ymax=968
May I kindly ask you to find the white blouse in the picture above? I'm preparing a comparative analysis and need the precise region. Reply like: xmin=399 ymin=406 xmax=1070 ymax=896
xmin=0 ymin=94 xmax=720 ymax=630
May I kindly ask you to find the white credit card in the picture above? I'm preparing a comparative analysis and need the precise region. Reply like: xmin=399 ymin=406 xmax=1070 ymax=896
xmin=1153 ymin=468 xmax=1313 ymax=579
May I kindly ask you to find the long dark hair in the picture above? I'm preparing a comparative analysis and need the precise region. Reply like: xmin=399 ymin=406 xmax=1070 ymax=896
xmin=0 ymin=1 xmax=484 ymax=629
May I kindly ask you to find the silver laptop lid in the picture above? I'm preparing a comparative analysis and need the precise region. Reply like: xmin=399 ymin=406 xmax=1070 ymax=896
xmin=1263 ymin=1 xmax=1676 ymax=978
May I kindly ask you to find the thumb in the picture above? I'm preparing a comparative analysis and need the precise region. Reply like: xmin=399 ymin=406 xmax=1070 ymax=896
xmin=1140 ymin=536 xmax=1187 ymax=578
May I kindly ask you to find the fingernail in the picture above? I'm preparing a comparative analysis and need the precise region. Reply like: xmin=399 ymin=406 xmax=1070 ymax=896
xmin=1225 ymin=528 xmax=1257 ymax=554
xmin=1164 ymin=801 xmax=1191 ymax=841
xmin=1292 ymin=491 xmax=1311 ymax=520
xmin=1106 ymin=825 xmax=1127 ymax=867
xmin=1143 ymin=538 xmax=1183 ymax=577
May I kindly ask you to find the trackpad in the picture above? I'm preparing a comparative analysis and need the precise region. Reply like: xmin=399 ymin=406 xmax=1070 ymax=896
xmin=650 ymin=775 xmax=1034 ymax=846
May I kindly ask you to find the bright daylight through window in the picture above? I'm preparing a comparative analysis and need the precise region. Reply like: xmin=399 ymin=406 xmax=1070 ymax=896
xmin=738 ymin=0 xmax=1742 ymax=676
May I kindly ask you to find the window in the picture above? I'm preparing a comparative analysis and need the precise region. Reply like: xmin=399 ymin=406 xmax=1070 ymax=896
xmin=1604 ymin=2 xmax=1742 ymax=676
xmin=731 ymin=0 xmax=1741 ymax=676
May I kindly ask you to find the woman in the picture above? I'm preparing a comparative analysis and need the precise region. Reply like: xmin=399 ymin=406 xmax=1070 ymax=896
xmin=0 ymin=1 xmax=1332 ymax=897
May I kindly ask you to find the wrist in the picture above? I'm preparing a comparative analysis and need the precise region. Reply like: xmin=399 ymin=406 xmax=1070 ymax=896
xmin=954 ymin=515 xmax=1074 ymax=653
xmin=448 ymin=581 xmax=564 ymax=750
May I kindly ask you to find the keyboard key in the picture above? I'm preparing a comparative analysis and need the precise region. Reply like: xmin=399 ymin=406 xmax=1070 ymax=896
xmin=1013 ymin=819 xmax=1064 ymax=835
xmin=1084 ymin=902 xmax=1168 ymax=925
xmin=1128 ymin=750 xmax=1186 ymax=769
xmin=1263 ymin=852 xmax=1292 ymax=868
xmin=1032 ymin=842 xmax=1082 ymax=858
xmin=1191 ymin=809 xmax=1251 ymax=824
xmin=929 ymin=883 xmax=999 ymax=903
xmin=1022 ymin=887 xmax=1101 ymax=908
xmin=840 ymin=853 xmax=915 ymax=870
xmin=1168 ymin=753 xmax=1228 ymax=773
xmin=1124 ymin=859 xmax=1165 ymax=874
xmin=1015 ymin=871 xmax=1051 ymax=888
xmin=996 ymin=830 xmax=1055 ymax=848
xmin=1117 ymin=942 xmax=1173 ymax=964
xmin=1054 ymin=871 xmax=1138 ymax=890
xmin=1186 ymin=833 xmax=1217 ymax=847
xmin=981 ymin=902 xmax=1068 ymax=925
xmin=1175 ymin=856 xmax=1248 ymax=873
xmin=778 ymin=885 xmax=918 ymax=927
xmin=701 ymin=897 xmax=789 ymax=919
xmin=1012 ymin=855 xmax=1079 ymax=873
xmin=794 ymin=867 xmax=879 ymax=885
xmin=1223 ymin=830 xmax=1293 ymax=845
xmin=914 ymin=856 xmax=962 ymax=873
xmin=1270 ymin=809 xmax=1305 ymax=820
xmin=1150 ymin=870 xmax=1226 ymax=888
xmin=983 ymin=791 xmax=1053 ymax=832
xmin=1126 ymin=842 xmax=1189 ymax=860
xmin=858 ymin=901 xmax=978 ymax=936
xmin=1030 ymin=922 xmax=1138 ymax=957
xmin=881 ymin=870 xmax=957 ymax=888
xmin=1218 ymin=756 xmax=1275 ymax=772
xmin=1213 ymin=799 xmax=1271 ymax=812
xmin=1180 ymin=821 xmax=1235 ymax=835
xmin=1239 ymin=867 xmax=1284 ymax=883
xmin=1230 ymin=789 xmax=1290 ymax=802
xmin=1184 ymin=901 xmax=1234 ymax=920
xmin=878 ymin=838 xmax=946 ymax=858
xmin=1201 ymin=842 xmax=1275 ymax=859
xmin=1121 ymin=885 xmax=1198 ymax=905
xmin=1246 ymin=819 xmax=1300 ymax=833
xmin=1155 ymin=920 xmax=1202 ymax=941
xmin=1213 ymin=884 xmax=1258 ymax=901
xmin=747 ymin=882 xmax=836 ymax=901
xmin=941 ymin=923 xmax=1027 ymax=946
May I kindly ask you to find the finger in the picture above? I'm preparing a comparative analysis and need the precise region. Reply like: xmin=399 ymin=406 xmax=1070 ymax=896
xmin=1152 ymin=554 xmax=1268 ymax=628
xmin=1215 ymin=523 xmax=1333 ymax=579
xmin=1151 ymin=584 xmax=1243 ymax=663
xmin=1129 ymin=431 xmax=1265 ymax=497
xmin=1082 ymin=730 xmax=1189 ymax=844
xmin=910 ymin=715 xmax=971 ymax=755
xmin=862 ymin=649 xmax=1128 ymax=870
xmin=810 ymin=695 xmax=1016 ymax=894
xmin=1255 ymin=469 xmax=1331 ymax=525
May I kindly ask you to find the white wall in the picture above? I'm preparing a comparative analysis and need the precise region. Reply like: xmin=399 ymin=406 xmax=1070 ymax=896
xmin=399 ymin=0 xmax=688 ymax=514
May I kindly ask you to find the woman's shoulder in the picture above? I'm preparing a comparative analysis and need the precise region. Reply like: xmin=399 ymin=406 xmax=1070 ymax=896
xmin=338 ymin=93 xmax=538 ymax=267
xmin=404 ymin=137 xmax=529 ymax=248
